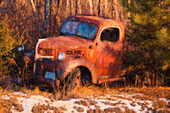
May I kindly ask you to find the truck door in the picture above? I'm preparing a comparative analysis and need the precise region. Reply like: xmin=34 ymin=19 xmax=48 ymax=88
xmin=96 ymin=27 xmax=122 ymax=78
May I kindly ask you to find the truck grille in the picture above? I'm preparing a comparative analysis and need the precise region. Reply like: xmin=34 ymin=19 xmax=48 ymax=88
xmin=74 ymin=50 xmax=81 ymax=55
xmin=66 ymin=50 xmax=81 ymax=55
xmin=66 ymin=50 xmax=73 ymax=55
xmin=38 ymin=47 xmax=53 ymax=56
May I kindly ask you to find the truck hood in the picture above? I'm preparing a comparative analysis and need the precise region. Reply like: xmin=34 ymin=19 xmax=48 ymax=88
xmin=38 ymin=36 xmax=92 ymax=49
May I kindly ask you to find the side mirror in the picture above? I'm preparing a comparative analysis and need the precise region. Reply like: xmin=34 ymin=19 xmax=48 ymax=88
xmin=18 ymin=44 xmax=25 ymax=52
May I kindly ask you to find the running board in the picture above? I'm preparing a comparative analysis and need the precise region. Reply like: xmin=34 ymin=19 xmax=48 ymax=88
xmin=97 ymin=77 xmax=125 ymax=84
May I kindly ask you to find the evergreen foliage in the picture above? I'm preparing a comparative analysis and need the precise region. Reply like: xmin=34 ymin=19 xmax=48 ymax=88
xmin=120 ymin=0 xmax=170 ymax=73
xmin=0 ymin=15 xmax=24 ymax=74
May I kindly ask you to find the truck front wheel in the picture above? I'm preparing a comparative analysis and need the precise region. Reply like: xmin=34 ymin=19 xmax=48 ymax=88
xmin=65 ymin=68 xmax=81 ymax=92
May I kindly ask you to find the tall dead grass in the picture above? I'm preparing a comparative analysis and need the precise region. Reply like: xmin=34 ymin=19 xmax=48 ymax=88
xmin=0 ymin=87 xmax=13 ymax=97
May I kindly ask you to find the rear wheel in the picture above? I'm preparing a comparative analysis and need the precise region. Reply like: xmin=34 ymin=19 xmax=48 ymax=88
xmin=65 ymin=68 xmax=81 ymax=91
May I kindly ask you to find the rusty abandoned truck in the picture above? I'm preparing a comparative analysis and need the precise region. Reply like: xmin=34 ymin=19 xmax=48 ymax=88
xmin=34 ymin=15 xmax=125 ymax=90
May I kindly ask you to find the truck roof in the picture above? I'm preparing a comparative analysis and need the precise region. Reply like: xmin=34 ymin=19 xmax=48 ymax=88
xmin=68 ymin=15 xmax=124 ymax=29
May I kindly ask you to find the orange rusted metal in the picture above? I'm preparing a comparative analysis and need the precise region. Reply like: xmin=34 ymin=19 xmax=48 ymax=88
xmin=34 ymin=15 xmax=125 ymax=86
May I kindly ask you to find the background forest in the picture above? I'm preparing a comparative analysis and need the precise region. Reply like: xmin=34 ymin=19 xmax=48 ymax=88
xmin=0 ymin=0 xmax=169 ymax=86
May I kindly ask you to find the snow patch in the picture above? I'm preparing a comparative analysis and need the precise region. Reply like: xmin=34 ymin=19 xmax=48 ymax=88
xmin=1 ymin=92 xmax=169 ymax=113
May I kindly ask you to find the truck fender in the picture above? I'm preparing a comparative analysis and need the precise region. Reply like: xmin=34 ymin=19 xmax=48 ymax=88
xmin=56 ymin=57 xmax=97 ymax=84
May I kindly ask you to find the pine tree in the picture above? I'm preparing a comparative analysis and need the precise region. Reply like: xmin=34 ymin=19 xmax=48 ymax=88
xmin=0 ymin=15 xmax=24 ymax=75
xmin=119 ymin=0 xmax=169 ymax=76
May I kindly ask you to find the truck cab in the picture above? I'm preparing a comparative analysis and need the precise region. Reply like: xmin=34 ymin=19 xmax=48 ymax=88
xmin=34 ymin=15 xmax=125 ymax=90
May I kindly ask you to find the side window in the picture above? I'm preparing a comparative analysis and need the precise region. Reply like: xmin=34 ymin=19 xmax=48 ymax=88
xmin=101 ymin=28 xmax=119 ymax=42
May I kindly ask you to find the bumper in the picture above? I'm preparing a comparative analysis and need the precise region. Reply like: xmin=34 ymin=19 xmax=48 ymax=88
xmin=34 ymin=58 xmax=61 ymax=86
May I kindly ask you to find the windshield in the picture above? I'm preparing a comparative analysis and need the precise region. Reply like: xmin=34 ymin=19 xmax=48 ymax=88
xmin=61 ymin=21 xmax=97 ymax=39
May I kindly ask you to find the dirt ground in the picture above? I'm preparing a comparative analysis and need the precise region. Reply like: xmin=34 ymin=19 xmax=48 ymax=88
xmin=0 ymin=86 xmax=170 ymax=113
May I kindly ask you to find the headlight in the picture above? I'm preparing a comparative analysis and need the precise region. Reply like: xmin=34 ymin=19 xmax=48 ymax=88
xmin=18 ymin=44 xmax=24 ymax=52
xmin=58 ymin=52 xmax=65 ymax=61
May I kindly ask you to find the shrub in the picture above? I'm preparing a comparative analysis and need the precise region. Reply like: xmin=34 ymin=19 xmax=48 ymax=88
xmin=0 ymin=15 xmax=25 ymax=75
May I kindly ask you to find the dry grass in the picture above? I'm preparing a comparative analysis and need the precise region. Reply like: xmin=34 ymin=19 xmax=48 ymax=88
xmin=21 ymin=87 xmax=53 ymax=98
xmin=64 ymin=85 xmax=170 ymax=101
xmin=65 ymin=84 xmax=122 ymax=99
xmin=0 ymin=87 xmax=13 ymax=97
xmin=1 ymin=83 xmax=170 ymax=100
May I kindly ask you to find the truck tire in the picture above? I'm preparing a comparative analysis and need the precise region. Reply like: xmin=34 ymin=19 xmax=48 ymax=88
xmin=65 ymin=68 xmax=81 ymax=92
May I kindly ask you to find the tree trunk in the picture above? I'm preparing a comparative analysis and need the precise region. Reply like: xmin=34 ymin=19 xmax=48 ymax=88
xmin=88 ymin=0 xmax=93 ymax=14
xmin=75 ymin=0 xmax=77 ymax=14
xmin=104 ymin=0 xmax=107 ymax=17
xmin=77 ymin=0 xmax=81 ymax=14
xmin=113 ymin=0 xmax=120 ymax=20
xmin=98 ymin=0 xmax=100 ymax=16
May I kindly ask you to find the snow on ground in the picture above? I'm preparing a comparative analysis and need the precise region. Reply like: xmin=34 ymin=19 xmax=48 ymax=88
xmin=1 ymin=92 xmax=170 ymax=113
